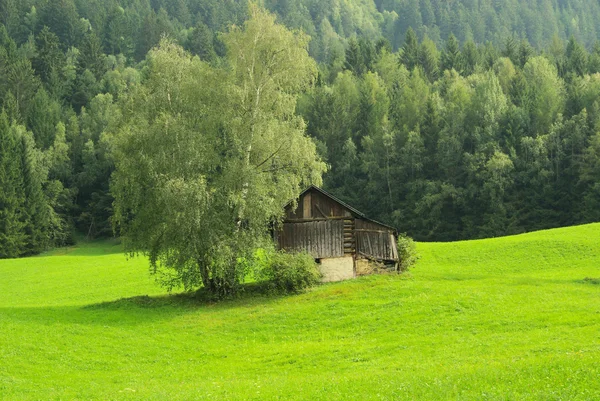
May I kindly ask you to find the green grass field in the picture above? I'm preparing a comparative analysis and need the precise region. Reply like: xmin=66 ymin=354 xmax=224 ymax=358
xmin=1 ymin=224 xmax=599 ymax=400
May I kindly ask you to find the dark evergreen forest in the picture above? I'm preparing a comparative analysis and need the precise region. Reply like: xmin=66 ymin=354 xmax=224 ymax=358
xmin=2 ymin=0 xmax=600 ymax=258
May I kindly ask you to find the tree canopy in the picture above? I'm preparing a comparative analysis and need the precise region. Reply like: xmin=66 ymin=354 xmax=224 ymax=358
xmin=110 ymin=7 xmax=325 ymax=295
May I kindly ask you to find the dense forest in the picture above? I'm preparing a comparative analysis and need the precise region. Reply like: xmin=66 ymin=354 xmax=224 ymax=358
xmin=2 ymin=0 xmax=600 ymax=259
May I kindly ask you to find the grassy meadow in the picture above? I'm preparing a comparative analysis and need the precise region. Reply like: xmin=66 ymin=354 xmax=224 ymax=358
xmin=1 ymin=224 xmax=599 ymax=400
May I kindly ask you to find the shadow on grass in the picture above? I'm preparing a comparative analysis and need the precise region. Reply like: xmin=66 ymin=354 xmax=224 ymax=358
xmin=85 ymin=293 xmax=203 ymax=310
xmin=0 ymin=285 xmax=292 ymax=327
xmin=580 ymin=277 xmax=600 ymax=285
xmin=2 ymin=278 xmax=382 ymax=328
xmin=86 ymin=282 xmax=291 ymax=310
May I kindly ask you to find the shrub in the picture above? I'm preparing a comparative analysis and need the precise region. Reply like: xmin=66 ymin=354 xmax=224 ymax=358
xmin=397 ymin=233 xmax=420 ymax=272
xmin=257 ymin=251 xmax=322 ymax=294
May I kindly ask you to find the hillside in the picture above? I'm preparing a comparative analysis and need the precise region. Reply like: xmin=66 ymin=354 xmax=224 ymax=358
xmin=269 ymin=0 xmax=600 ymax=51
xmin=4 ymin=1 xmax=600 ymax=256
xmin=1 ymin=224 xmax=599 ymax=399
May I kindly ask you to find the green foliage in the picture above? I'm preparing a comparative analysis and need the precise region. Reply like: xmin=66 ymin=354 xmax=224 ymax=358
xmin=0 ymin=113 xmax=56 ymax=257
xmin=0 ymin=113 xmax=27 ymax=258
xmin=184 ymin=21 xmax=216 ymax=62
xmin=400 ymin=27 xmax=419 ymax=71
xmin=3 ymin=0 xmax=600 ymax=258
xmin=566 ymin=36 xmax=588 ymax=77
xmin=111 ymin=8 xmax=325 ymax=295
xmin=419 ymin=35 xmax=440 ymax=81
xmin=460 ymin=39 xmax=480 ymax=75
xmin=396 ymin=233 xmax=419 ymax=271
xmin=39 ymin=0 xmax=83 ymax=49
xmin=32 ymin=26 xmax=65 ymax=91
xmin=441 ymin=33 xmax=461 ymax=72
xmin=255 ymin=250 xmax=321 ymax=294
xmin=344 ymin=37 xmax=376 ymax=76
xmin=78 ymin=32 xmax=107 ymax=80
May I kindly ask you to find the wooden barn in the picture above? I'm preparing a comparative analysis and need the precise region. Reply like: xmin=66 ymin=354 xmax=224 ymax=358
xmin=274 ymin=186 xmax=399 ymax=282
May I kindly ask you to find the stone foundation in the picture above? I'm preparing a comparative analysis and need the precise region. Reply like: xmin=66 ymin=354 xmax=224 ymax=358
xmin=319 ymin=257 xmax=355 ymax=282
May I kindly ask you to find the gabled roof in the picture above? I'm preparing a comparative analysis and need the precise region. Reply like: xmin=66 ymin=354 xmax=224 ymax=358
xmin=286 ymin=185 xmax=398 ymax=233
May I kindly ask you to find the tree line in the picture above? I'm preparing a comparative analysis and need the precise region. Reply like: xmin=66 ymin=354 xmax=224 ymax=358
xmin=1 ymin=0 xmax=600 ymax=259
xmin=305 ymin=29 xmax=600 ymax=240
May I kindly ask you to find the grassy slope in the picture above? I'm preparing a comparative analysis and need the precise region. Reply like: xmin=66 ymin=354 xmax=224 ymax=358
xmin=0 ymin=225 xmax=599 ymax=400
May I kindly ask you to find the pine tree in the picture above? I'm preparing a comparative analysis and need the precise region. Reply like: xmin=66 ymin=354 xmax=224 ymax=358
xmin=420 ymin=36 xmax=440 ymax=82
xmin=0 ymin=0 xmax=19 ymax=38
xmin=420 ymin=0 xmax=435 ymax=26
xmin=359 ymin=37 xmax=376 ymax=73
xmin=548 ymin=34 xmax=567 ymax=77
xmin=32 ymin=27 xmax=65 ymax=89
xmin=39 ymin=0 xmax=82 ymax=49
xmin=461 ymin=39 xmax=479 ymax=75
xmin=588 ymin=41 xmax=600 ymax=74
xmin=79 ymin=32 xmax=107 ymax=80
xmin=397 ymin=0 xmax=422 ymax=39
xmin=104 ymin=5 xmax=133 ymax=57
xmin=566 ymin=36 xmax=588 ymax=77
xmin=26 ymin=88 xmax=61 ymax=150
xmin=482 ymin=42 xmax=499 ymax=70
xmin=19 ymin=124 xmax=53 ymax=254
xmin=401 ymin=27 xmax=420 ymax=71
xmin=502 ymin=36 xmax=519 ymax=67
xmin=517 ymin=39 xmax=534 ymax=68
xmin=345 ymin=37 xmax=364 ymax=75
xmin=0 ymin=113 xmax=27 ymax=258
xmin=0 ymin=54 xmax=41 ymax=121
xmin=186 ymin=21 xmax=217 ymax=62
xmin=441 ymin=33 xmax=461 ymax=72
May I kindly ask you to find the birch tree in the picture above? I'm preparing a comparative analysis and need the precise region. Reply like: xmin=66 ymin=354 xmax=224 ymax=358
xmin=111 ymin=6 xmax=325 ymax=296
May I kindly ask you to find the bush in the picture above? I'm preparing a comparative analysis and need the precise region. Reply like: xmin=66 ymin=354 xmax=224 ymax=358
xmin=397 ymin=233 xmax=420 ymax=272
xmin=257 ymin=251 xmax=322 ymax=294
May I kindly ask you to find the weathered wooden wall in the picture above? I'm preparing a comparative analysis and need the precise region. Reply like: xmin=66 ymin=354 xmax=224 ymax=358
xmin=285 ymin=189 xmax=352 ymax=220
xmin=355 ymin=219 xmax=398 ymax=261
xmin=277 ymin=186 xmax=399 ymax=263
xmin=275 ymin=219 xmax=344 ymax=258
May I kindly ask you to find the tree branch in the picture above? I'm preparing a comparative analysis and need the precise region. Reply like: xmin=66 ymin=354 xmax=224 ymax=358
xmin=255 ymin=141 xmax=286 ymax=169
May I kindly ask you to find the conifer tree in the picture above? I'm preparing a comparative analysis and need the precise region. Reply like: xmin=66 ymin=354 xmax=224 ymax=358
xmin=345 ymin=38 xmax=364 ymax=75
xmin=26 ymin=88 xmax=61 ymax=150
xmin=0 ymin=113 xmax=27 ymax=258
xmin=186 ymin=21 xmax=217 ymax=62
xmin=420 ymin=36 xmax=440 ymax=81
xmin=79 ymin=32 xmax=107 ymax=80
xmin=19 ymin=124 xmax=53 ymax=254
xmin=588 ymin=41 xmax=600 ymax=74
xmin=401 ymin=27 xmax=420 ymax=71
xmin=39 ymin=0 xmax=82 ymax=49
xmin=566 ymin=36 xmax=588 ymax=77
xmin=441 ymin=33 xmax=461 ymax=72
xmin=359 ymin=37 xmax=376 ymax=73
xmin=502 ymin=36 xmax=519 ymax=67
xmin=461 ymin=39 xmax=479 ymax=75
xmin=32 ymin=26 xmax=65 ymax=92
xmin=517 ymin=39 xmax=534 ymax=68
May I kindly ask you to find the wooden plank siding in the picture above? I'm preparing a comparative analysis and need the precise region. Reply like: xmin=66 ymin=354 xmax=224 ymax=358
xmin=275 ymin=186 xmax=399 ymax=263
xmin=276 ymin=220 xmax=344 ymax=258
xmin=355 ymin=219 xmax=398 ymax=261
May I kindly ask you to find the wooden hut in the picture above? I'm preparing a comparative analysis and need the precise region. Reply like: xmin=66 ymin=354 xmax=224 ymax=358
xmin=274 ymin=186 xmax=399 ymax=282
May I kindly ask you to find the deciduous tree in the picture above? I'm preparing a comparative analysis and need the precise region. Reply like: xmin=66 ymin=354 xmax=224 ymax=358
xmin=111 ymin=7 xmax=325 ymax=296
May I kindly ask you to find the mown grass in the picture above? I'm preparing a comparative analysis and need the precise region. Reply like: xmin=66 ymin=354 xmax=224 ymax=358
xmin=1 ymin=225 xmax=599 ymax=400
